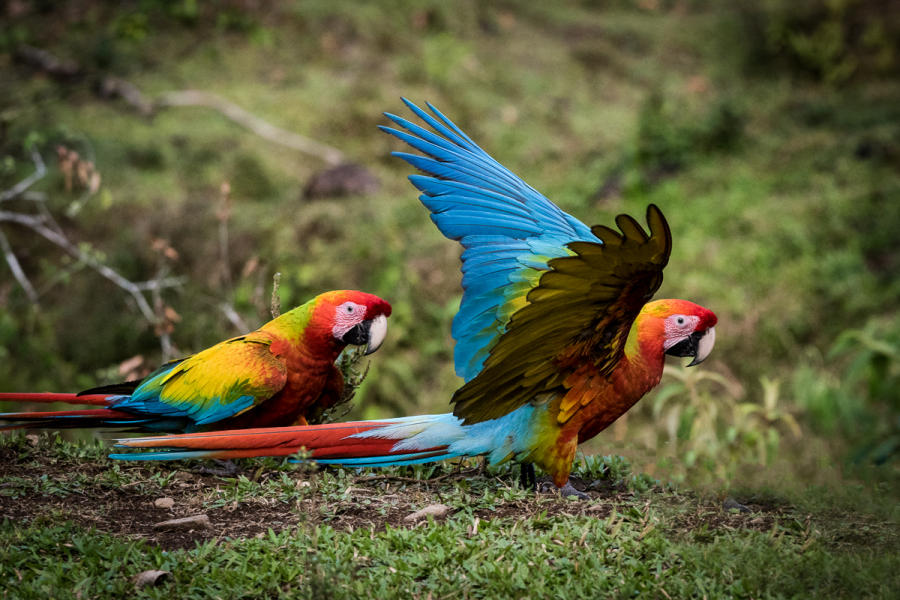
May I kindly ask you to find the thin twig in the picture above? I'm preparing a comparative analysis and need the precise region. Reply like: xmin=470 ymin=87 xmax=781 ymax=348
xmin=0 ymin=149 xmax=46 ymax=303
xmin=133 ymin=277 xmax=188 ymax=291
xmin=0 ymin=227 xmax=39 ymax=303
xmin=157 ymin=90 xmax=345 ymax=165
xmin=1 ymin=149 xmax=46 ymax=203
xmin=0 ymin=211 xmax=181 ymax=326
xmin=16 ymin=45 xmax=347 ymax=165
xmin=150 ymin=269 xmax=174 ymax=361
xmin=219 ymin=301 xmax=249 ymax=332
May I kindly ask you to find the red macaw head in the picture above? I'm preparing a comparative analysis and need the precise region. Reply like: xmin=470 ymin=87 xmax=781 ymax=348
xmin=317 ymin=290 xmax=393 ymax=355
xmin=641 ymin=299 xmax=718 ymax=366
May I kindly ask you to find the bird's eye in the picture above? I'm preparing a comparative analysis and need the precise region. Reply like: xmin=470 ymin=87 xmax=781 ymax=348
xmin=346 ymin=305 xmax=354 ymax=313
xmin=676 ymin=316 xmax=685 ymax=326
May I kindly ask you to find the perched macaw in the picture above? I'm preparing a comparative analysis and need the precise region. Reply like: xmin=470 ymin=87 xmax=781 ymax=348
xmin=0 ymin=290 xmax=391 ymax=433
xmin=112 ymin=101 xmax=717 ymax=493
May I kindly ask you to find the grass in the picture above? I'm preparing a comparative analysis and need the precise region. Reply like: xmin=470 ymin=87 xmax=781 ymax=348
xmin=1 ymin=434 xmax=897 ymax=599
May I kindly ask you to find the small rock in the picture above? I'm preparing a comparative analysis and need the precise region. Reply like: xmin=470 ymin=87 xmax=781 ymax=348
xmin=154 ymin=497 xmax=175 ymax=510
xmin=25 ymin=434 xmax=40 ymax=447
xmin=723 ymin=497 xmax=751 ymax=513
xmin=304 ymin=162 xmax=379 ymax=199
xmin=133 ymin=570 xmax=170 ymax=589
xmin=153 ymin=514 xmax=211 ymax=531
xmin=404 ymin=504 xmax=451 ymax=523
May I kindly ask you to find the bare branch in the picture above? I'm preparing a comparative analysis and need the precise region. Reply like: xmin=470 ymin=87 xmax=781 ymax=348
xmin=133 ymin=277 xmax=188 ymax=291
xmin=219 ymin=302 xmax=249 ymax=332
xmin=0 ymin=210 xmax=177 ymax=326
xmin=16 ymin=45 xmax=347 ymax=166
xmin=99 ymin=76 xmax=154 ymax=116
xmin=0 ymin=227 xmax=39 ymax=303
xmin=157 ymin=91 xmax=345 ymax=165
xmin=1 ymin=150 xmax=47 ymax=203
xmin=14 ymin=45 xmax=81 ymax=81
xmin=150 ymin=274 xmax=174 ymax=361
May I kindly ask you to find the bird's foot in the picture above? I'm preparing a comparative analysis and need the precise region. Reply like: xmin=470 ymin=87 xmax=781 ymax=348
xmin=519 ymin=463 xmax=536 ymax=491
xmin=195 ymin=459 xmax=239 ymax=477
xmin=558 ymin=481 xmax=590 ymax=500
xmin=538 ymin=478 xmax=591 ymax=500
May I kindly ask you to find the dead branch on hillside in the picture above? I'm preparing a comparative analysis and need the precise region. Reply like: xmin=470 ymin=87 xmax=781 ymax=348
xmin=18 ymin=44 xmax=346 ymax=165
xmin=156 ymin=91 xmax=345 ymax=165
xmin=0 ymin=149 xmax=185 ymax=359
xmin=0 ymin=226 xmax=38 ymax=303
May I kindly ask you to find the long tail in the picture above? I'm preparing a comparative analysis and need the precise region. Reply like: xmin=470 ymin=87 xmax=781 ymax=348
xmin=111 ymin=409 xmax=538 ymax=468
xmin=110 ymin=414 xmax=485 ymax=464
xmin=0 ymin=392 xmax=151 ymax=431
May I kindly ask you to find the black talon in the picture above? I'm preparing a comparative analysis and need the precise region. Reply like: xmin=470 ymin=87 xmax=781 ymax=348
xmin=557 ymin=481 xmax=590 ymax=500
xmin=519 ymin=462 xmax=536 ymax=491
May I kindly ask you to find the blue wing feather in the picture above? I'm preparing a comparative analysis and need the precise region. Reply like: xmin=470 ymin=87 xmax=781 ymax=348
xmin=384 ymin=99 xmax=601 ymax=381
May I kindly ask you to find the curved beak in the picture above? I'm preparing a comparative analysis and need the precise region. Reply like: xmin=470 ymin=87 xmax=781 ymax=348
xmin=340 ymin=314 xmax=388 ymax=355
xmin=364 ymin=314 xmax=388 ymax=355
xmin=665 ymin=326 xmax=716 ymax=367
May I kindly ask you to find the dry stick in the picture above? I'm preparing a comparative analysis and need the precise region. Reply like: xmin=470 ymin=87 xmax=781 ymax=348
xmin=99 ymin=76 xmax=153 ymax=116
xmin=149 ymin=269 xmax=174 ymax=361
xmin=0 ymin=150 xmax=46 ymax=303
xmin=0 ymin=149 xmax=46 ymax=203
xmin=157 ymin=90 xmax=346 ymax=166
xmin=0 ymin=211 xmax=182 ymax=330
xmin=0 ymin=227 xmax=38 ymax=303
xmin=19 ymin=46 xmax=344 ymax=165
xmin=219 ymin=301 xmax=249 ymax=332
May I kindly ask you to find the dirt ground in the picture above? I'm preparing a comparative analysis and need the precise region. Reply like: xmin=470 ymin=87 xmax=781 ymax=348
xmin=0 ymin=444 xmax=786 ymax=552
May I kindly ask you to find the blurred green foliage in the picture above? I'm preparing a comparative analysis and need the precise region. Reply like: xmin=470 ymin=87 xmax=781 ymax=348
xmin=0 ymin=0 xmax=897 ymax=493
xmin=732 ymin=0 xmax=899 ymax=84
xmin=794 ymin=320 xmax=900 ymax=464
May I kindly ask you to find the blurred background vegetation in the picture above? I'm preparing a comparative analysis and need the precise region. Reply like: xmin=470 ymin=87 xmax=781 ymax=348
xmin=0 ymin=0 xmax=897 ymax=493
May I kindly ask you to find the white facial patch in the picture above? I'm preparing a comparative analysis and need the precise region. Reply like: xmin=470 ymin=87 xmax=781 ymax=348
xmin=332 ymin=301 xmax=366 ymax=338
xmin=662 ymin=314 xmax=701 ymax=350
xmin=663 ymin=315 xmax=700 ymax=350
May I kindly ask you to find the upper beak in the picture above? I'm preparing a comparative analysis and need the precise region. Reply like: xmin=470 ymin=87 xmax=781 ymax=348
xmin=665 ymin=326 xmax=716 ymax=367
xmin=340 ymin=314 xmax=388 ymax=355
xmin=363 ymin=314 xmax=388 ymax=355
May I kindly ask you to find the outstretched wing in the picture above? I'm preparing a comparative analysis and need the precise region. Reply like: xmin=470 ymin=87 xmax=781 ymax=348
xmin=381 ymin=99 xmax=600 ymax=382
xmin=452 ymin=205 xmax=671 ymax=424
xmin=111 ymin=332 xmax=288 ymax=427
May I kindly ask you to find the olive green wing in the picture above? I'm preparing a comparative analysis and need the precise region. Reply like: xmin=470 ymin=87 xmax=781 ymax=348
xmin=451 ymin=204 xmax=672 ymax=425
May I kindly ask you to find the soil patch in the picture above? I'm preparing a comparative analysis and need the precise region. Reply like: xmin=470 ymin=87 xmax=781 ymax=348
xmin=0 ymin=447 xmax=786 ymax=551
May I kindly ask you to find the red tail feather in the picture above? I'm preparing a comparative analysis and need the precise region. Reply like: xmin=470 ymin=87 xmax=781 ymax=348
xmin=1 ymin=409 xmax=135 ymax=420
xmin=0 ymin=392 xmax=114 ymax=406
xmin=121 ymin=421 xmax=391 ymax=453
xmin=117 ymin=421 xmax=448 ymax=460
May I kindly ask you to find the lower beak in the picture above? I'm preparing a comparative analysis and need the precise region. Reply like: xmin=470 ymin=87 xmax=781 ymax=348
xmin=340 ymin=315 xmax=388 ymax=355
xmin=665 ymin=326 xmax=716 ymax=367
